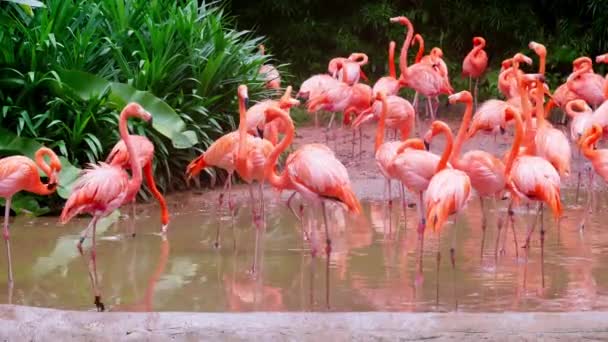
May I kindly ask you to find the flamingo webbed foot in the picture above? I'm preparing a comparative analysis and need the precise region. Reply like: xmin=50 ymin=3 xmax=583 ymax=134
xmin=94 ymin=296 xmax=105 ymax=312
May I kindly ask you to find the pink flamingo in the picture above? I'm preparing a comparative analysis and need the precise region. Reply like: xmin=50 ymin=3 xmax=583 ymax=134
xmin=448 ymin=91 xmax=505 ymax=230
xmin=462 ymin=37 xmax=489 ymax=109
xmin=411 ymin=34 xmax=449 ymax=119
xmin=579 ymin=124 xmax=608 ymax=228
xmin=372 ymin=41 xmax=406 ymax=97
xmin=187 ymin=86 xmax=275 ymax=246
xmin=297 ymin=74 xmax=340 ymax=127
xmin=567 ymin=57 xmax=605 ymax=108
xmin=355 ymin=91 xmax=414 ymax=214
xmin=106 ymin=134 xmax=169 ymax=235
xmin=328 ymin=53 xmax=369 ymax=84
xmin=0 ymin=147 xmax=61 ymax=286
xmin=566 ymin=99 xmax=594 ymax=141
xmin=60 ymin=103 xmax=152 ymax=311
xmin=498 ymin=58 xmax=522 ymax=99
xmin=263 ymin=105 xmax=361 ymax=306
xmin=245 ymin=86 xmax=300 ymax=145
xmin=424 ymin=120 xmax=472 ymax=270
xmin=259 ymin=45 xmax=281 ymax=90
xmin=391 ymin=120 xmax=453 ymax=237
xmin=391 ymin=16 xmax=453 ymax=120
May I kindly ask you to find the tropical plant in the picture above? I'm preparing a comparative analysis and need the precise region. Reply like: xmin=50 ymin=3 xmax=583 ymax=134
xmin=0 ymin=0 xmax=277 ymax=214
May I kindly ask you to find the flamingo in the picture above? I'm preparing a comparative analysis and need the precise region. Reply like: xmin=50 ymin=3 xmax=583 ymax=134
xmin=245 ymin=86 xmax=300 ymax=145
xmin=498 ymin=58 xmax=522 ymax=99
xmin=566 ymin=99 xmax=594 ymax=142
xmin=60 ymin=102 xmax=152 ymax=311
xmin=579 ymin=124 xmax=608 ymax=228
xmin=504 ymin=103 xmax=562 ymax=252
xmin=263 ymin=105 xmax=361 ymax=306
xmin=566 ymin=57 xmax=605 ymax=108
xmin=372 ymin=41 xmax=405 ymax=97
xmin=448 ymin=91 xmax=505 ymax=230
xmin=259 ymin=45 xmax=281 ymax=90
xmin=263 ymin=105 xmax=361 ymax=256
xmin=411 ymin=34 xmax=449 ymax=120
xmin=328 ymin=53 xmax=369 ymax=84
xmin=187 ymin=86 xmax=275 ymax=246
xmin=423 ymin=120 xmax=472 ymax=271
xmin=390 ymin=119 xmax=453 ymax=237
xmin=0 ymin=147 xmax=61 ymax=286
xmin=106 ymin=133 xmax=169 ymax=235
xmin=391 ymin=16 xmax=453 ymax=121
xmin=531 ymin=79 xmax=572 ymax=178
xmin=297 ymin=74 xmax=340 ymax=127
xmin=354 ymin=91 xmax=414 ymax=215
xmin=462 ymin=37 xmax=488 ymax=109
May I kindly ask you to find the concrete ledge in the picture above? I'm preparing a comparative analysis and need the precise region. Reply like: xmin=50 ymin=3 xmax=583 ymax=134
xmin=1 ymin=305 xmax=608 ymax=341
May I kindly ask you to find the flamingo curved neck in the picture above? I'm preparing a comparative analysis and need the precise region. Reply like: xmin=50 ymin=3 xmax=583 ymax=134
xmin=538 ymin=53 xmax=546 ymax=75
xmin=534 ymin=86 xmax=547 ymax=128
xmin=414 ymin=35 xmax=424 ymax=64
xmin=120 ymin=109 xmax=143 ymax=196
xmin=451 ymin=99 xmax=473 ymax=168
xmin=388 ymin=41 xmax=396 ymax=78
xmin=264 ymin=108 xmax=293 ymax=190
xmin=580 ymin=130 xmax=601 ymax=159
xmin=237 ymin=92 xmax=249 ymax=179
xmin=504 ymin=109 xmax=523 ymax=175
xmin=436 ymin=124 xmax=454 ymax=172
xmin=34 ymin=148 xmax=54 ymax=181
xmin=397 ymin=19 xmax=414 ymax=80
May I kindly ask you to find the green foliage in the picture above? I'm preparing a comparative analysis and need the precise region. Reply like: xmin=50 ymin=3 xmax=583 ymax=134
xmin=229 ymin=0 xmax=608 ymax=91
xmin=0 ymin=0 xmax=274 ymax=214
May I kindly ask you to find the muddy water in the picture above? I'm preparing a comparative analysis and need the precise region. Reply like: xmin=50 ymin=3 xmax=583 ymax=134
xmin=1 ymin=183 xmax=608 ymax=313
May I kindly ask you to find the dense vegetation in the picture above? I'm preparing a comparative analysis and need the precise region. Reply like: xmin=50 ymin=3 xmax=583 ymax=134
xmin=0 ymin=0 xmax=277 ymax=214
xmin=228 ymin=0 xmax=608 ymax=95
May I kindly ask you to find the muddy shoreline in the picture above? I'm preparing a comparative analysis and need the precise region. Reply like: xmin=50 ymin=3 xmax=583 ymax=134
xmin=0 ymin=304 xmax=607 ymax=341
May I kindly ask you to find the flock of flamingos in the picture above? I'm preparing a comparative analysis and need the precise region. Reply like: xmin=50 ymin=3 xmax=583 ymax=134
xmin=1 ymin=15 xmax=608 ymax=312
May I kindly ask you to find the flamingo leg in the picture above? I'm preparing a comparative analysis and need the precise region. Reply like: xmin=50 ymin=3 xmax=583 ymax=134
xmin=507 ymin=202 xmax=518 ymax=258
xmin=412 ymin=92 xmax=419 ymax=116
xmin=400 ymin=183 xmax=407 ymax=230
xmin=358 ymin=127 xmax=363 ymax=160
xmin=287 ymin=192 xmax=309 ymax=241
xmin=90 ymin=216 xmax=104 ymax=311
xmin=326 ymin=113 xmax=336 ymax=145
xmin=435 ymin=230 xmax=441 ymax=307
xmin=3 ymin=197 xmax=13 ymax=287
xmin=468 ymin=76 xmax=472 ymax=96
xmin=248 ymin=184 xmax=260 ymax=228
xmin=523 ymin=203 xmax=541 ymax=249
xmin=143 ymin=162 xmax=169 ymax=233
xmin=321 ymin=201 xmax=331 ymax=309
xmin=427 ymin=97 xmax=434 ymax=121
xmin=130 ymin=200 xmax=136 ymax=237
xmin=539 ymin=203 xmax=546 ymax=289
xmin=479 ymin=196 xmax=486 ymax=231
xmin=474 ymin=78 xmax=479 ymax=111
xmin=417 ymin=191 xmax=426 ymax=239
xmin=580 ymin=166 xmax=594 ymax=230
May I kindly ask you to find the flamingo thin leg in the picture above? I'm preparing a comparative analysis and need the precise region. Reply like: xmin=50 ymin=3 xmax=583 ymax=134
xmin=3 ymin=197 xmax=13 ymax=286
xmin=321 ymin=201 xmax=331 ymax=309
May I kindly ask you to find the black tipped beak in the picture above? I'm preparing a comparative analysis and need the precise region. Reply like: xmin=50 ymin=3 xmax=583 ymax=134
xmin=500 ymin=126 xmax=506 ymax=135
xmin=257 ymin=127 xmax=264 ymax=139
xmin=47 ymin=182 xmax=57 ymax=191
xmin=149 ymin=116 xmax=154 ymax=125
xmin=244 ymin=97 xmax=249 ymax=108
xmin=424 ymin=141 xmax=430 ymax=151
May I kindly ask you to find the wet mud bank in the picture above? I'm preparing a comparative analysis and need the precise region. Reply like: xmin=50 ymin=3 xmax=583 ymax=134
xmin=1 ymin=305 xmax=607 ymax=341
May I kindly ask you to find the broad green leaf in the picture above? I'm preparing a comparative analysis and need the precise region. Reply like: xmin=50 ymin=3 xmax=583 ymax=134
xmin=56 ymin=70 xmax=110 ymax=101
xmin=171 ymin=130 xmax=198 ymax=149
xmin=109 ymin=82 xmax=198 ymax=148
xmin=0 ymin=194 xmax=50 ymax=216
xmin=57 ymin=156 xmax=80 ymax=199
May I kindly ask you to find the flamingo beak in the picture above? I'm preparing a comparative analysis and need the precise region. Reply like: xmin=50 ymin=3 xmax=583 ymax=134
xmin=257 ymin=126 xmax=264 ymax=139
xmin=500 ymin=126 xmax=506 ymax=135
xmin=423 ymin=140 xmax=430 ymax=151
xmin=244 ymin=97 xmax=249 ymax=108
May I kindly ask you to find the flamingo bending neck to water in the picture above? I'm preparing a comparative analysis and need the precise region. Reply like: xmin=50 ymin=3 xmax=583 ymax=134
xmin=60 ymin=103 xmax=152 ymax=311
xmin=0 ymin=147 xmax=61 ymax=289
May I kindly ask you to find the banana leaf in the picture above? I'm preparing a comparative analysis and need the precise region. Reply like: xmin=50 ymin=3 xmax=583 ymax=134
xmin=57 ymin=70 xmax=198 ymax=149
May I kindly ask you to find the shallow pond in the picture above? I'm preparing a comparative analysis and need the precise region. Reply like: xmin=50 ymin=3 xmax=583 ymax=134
xmin=1 ymin=184 xmax=608 ymax=312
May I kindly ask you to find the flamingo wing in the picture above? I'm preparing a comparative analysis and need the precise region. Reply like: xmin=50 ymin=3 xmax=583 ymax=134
xmin=509 ymin=156 xmax=562 ymax=217
xmin=425 ymin=169 xmax=471 ymax=231
xmin=106 ymin=135 xmax=154 ymax=169
xmin=0 ymin=156 xmax=37 ymax=197
xmin=60 ymin=163 xmax=129 ymax=223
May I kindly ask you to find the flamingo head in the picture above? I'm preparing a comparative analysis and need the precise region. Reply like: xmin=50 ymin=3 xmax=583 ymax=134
xmin=430 ymin=47 xmax=443 ymax=58
xmin=348 ymin=53 xmax=369 ymax=65
xmin=521 ymin=73 xmax=545 ymax=86
xmin=389 ymin=16 xmax=410 ymax=25
xmin=374 ymin=90 xmax=387 ymax=102
xmin=579 ymin=124 xmax=603 ymax=147
xmin=513 ymin=53 xmax=533 ymax=66
xmin=448 ymin=91 xmax=473 ymax=105
xmin=48 ymin=153 xmax=62 ymax=190
xmin=238 ymin=84 xmax=249 ymax=107
xmin=423 ymin=120 xmax=446 ymax=150
xmin=473 ymin=37 xmax=486 ymax=47
xmin=528 ymin=41 xmax=546 ymax=57
xmin=124 ymin=103 xmax=153 ymax=124
xmin=279 ymin=86 xmax=300 ymax=108
xmin=596 ymin=53 xmax=608 ymax=64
